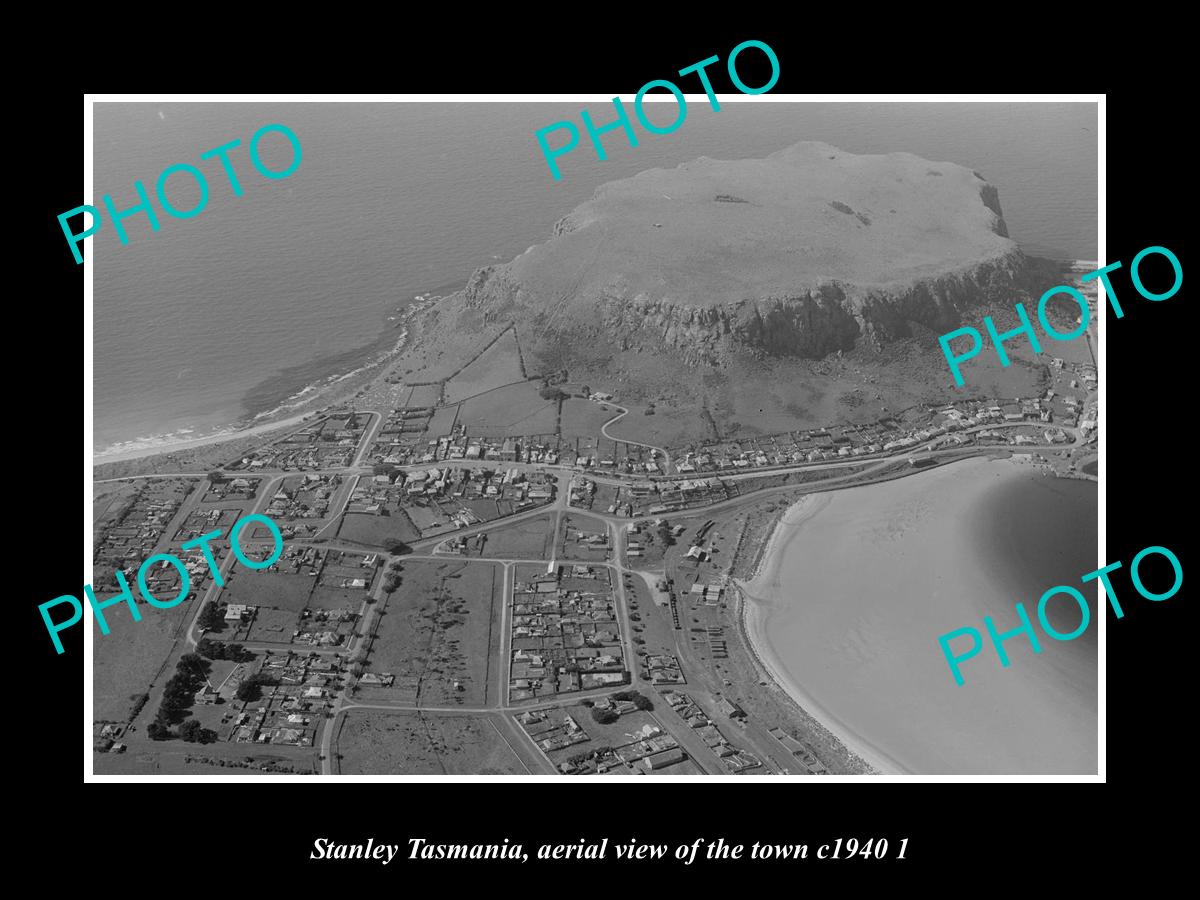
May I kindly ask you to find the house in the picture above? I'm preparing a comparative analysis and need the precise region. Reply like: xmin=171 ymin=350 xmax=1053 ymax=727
xmin=193 ymin=684 xmax=219 ymax=705
xmin=716 ymin=696 xmax=746 ymax=720
xmin=642 ymin=747 xmax=686 ymax=770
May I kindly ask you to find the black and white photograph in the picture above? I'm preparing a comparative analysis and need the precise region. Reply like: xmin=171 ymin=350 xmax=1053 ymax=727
xmin=81 ymin=96 xmax=1106 ymax=779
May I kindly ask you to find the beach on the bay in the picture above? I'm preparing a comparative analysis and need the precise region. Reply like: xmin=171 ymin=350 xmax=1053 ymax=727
xmin=740 ymin=456 xmax=1098 ymax=775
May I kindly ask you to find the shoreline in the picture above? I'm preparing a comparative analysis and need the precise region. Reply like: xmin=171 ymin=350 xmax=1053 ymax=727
xmin=734 ymin=457 xmax=1097 ymax=775
xmin=736 ymin=495 xmax=905 ymax=775
xmin=93 ymin=296 xmax=437 ymax=468
xmin=93 ymin=410 xmax=321 ymax=465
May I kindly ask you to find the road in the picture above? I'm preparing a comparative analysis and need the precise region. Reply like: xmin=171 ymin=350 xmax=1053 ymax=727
xmin=599 ymin=403 xmax=671 ymax=473
xmin=100 ymin=389 xmax=1095 ymax=775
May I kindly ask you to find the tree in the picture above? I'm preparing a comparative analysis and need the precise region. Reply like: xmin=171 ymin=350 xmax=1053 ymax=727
xmin=197 ymin=639 xmax=254 ymax=663
xmin=129 ymin=693 xmax=150 ymax=720
xmin=591 ymin=707 xmax=619 ymax=725
xmin=236 ymin=680 xmax=263 ymax=703
xmin=177 ymin=653 xmax=209 ymax=678
xmin=208 ymin=470 xmax=225 ymax=484
xmin=229 ymin=643 xmax=254 ymax=663
xmin=179 ymin=719 xmax=203 ymax=742
xmin=382 ymin=538 xmax=409 ymax=555
xmin=656 ymin=522 xmax=676 ymax=547
xmin=372 ymin=463 xmax=394 ymax=477
xmin=147 ymin=721 xmax=172 ymax=741
xmin=197 ymin=602 xmax=225 ymax=632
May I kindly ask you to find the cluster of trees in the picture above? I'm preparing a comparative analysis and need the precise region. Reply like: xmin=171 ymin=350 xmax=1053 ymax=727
xmin=235 ymin=672 xmax=279 ymax=703
xmin=382 ymin=538 xmax=409 ymax=555
xmin=196 ymin=638 xmax=254 ymax=663
xmin=147 ymin=653 xmax=219 ymax=743
xmin=197 ymin=601 xmax=226 ymax=632
xmin=655 ymin=521 xmax=676 ymax=547
xmin=590 ymin=706 xmax=619 ymax=725
xmin=177 ymin=720 xmax=217 ymax=743
xmin=538 ymin=384 xmax=568 ymax=401
xmin=128 ymin=693 xmax=150 ymax=722
xmin=381 ymin=556 xmax=405 ymax=593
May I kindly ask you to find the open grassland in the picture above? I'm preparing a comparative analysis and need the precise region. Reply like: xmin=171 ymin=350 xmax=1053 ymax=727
xmin=361 ymin=560 xmax=501 ymax=708
xmin=335 ymin=711 xmax=527 ymax=774
xmin=443 ymin=327 xmax=524 ymax=403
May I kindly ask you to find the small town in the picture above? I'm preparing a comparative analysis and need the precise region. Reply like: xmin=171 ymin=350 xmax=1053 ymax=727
xmin=91 ymin=300 xmax=1098 ymax=778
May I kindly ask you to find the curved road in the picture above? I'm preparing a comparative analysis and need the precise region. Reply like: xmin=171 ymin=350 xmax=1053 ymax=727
xmin=599 ymin=404 xmax=671 ymax=475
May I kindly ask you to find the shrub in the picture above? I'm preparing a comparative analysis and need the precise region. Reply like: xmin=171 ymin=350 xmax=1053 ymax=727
xmin=197 ymin=602 xmax=225 ymax=632
xmin=590 ymin=707 xmax=619 ymax=725
xmin=128 ymin=693 xmax=150 ymax=721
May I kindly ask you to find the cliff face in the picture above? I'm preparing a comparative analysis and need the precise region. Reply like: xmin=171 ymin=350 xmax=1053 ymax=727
xmin=460 ymin=141 xmax=1030 ymax=368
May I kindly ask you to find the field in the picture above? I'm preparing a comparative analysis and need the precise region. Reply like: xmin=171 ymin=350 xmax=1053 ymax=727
xmin=91 ymin=594 xmax=196 ymax=723
xmin=590 ymin=483 xmax=623 ymax=513
xmin=94 ymin=746 xmax=314 ymax=776
xmin=335 ymin=711 xmax=529 ymax=774
xmin=405 ymin=383 xmax=443 ymax=407
xmin=92 ymin=481 xmax=140 ymax=531
xmin=559 ymin=398 xmax=615 ymax=440
xmin=395 ymin=314 xmax=511 ymax=385
xmin=217 ymin=570 xmax=315 ymax=614
xmin=361 ymin=560 xmax=501 ymax=707
xmin=476 ymin=515 xmax=554 ymax=560
xmin=601 ymin=402 xmax=706 ymax=450
xmin=336 ymin=511 xmax=421 ymax=547
xmin=559 ymin=514 xmax=610 ymax=562
xmin=458 ymin=381 xmax=557 ymax=436
xmin=443 ymin=327 xmax=524 ymax=403
xmin=309 ymin=580 xmax=376 ymax=610
xmin=426 ymin=405 xmax=460 ymax=436
xmin=242 ymin=606 xmax=298 ymax=644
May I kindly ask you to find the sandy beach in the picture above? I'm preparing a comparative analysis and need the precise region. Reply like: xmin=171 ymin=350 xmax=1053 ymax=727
xmin=93 ymin=410 xmax=319 ymax=465
xmin=739 ymin=456 xmax=1097 ymax=775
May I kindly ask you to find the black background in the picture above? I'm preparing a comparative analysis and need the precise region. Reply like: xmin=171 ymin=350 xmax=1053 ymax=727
xmin=26 ymin=20 xmax=1187 ymax=886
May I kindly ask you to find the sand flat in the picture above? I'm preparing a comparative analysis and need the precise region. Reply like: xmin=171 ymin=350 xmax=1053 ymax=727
xmin=741 ymin=457 xmax=1097 ymax=775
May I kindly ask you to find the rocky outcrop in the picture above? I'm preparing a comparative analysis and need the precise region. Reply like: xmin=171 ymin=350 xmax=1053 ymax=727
xmin=466 ymin=248 xmax=1026 ymax=365
xmin=459 ymin=141 xmax=1032 ymax=367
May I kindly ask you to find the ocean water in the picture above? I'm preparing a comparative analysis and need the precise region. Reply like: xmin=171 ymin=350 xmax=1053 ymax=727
xmin=751 ymin=458 xmax=1097 ymax=774
xmin=92 ymin=101 xmax=1097 ymax=454
xmin=970 ymin=471 xmax=1099 ymax=645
